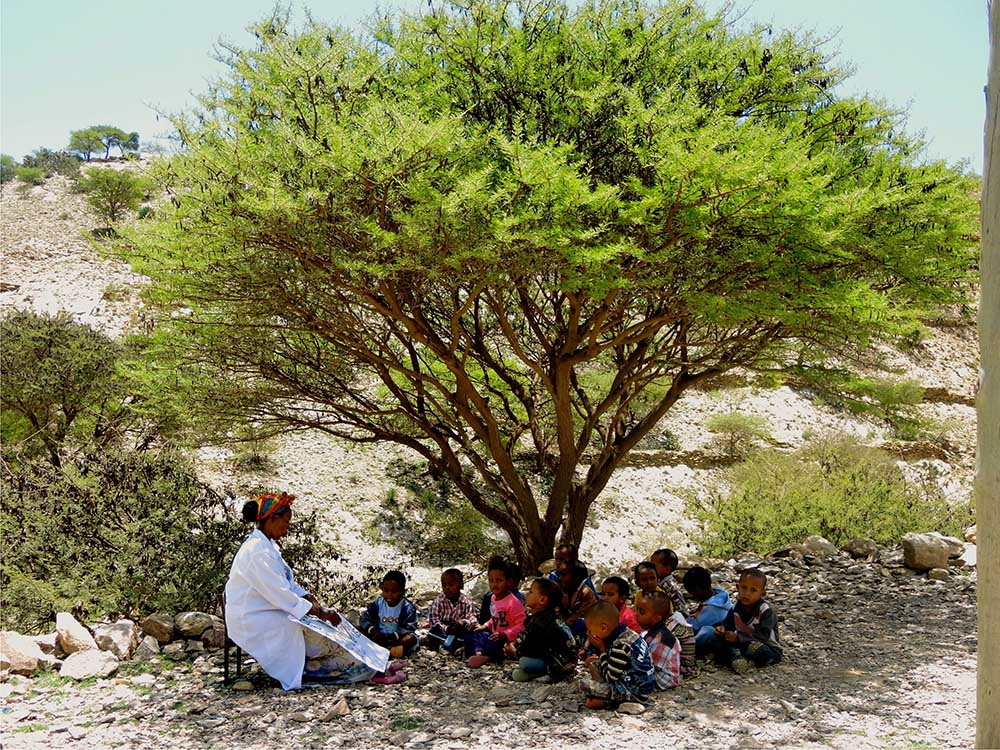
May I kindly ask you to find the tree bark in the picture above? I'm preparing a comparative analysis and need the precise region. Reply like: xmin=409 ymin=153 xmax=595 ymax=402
xmin=979 ymin=3 xmax=999 ymax=746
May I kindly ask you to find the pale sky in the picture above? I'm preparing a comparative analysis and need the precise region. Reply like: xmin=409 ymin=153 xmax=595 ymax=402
xmin=0 ymin=1 xmax=988 ymax=173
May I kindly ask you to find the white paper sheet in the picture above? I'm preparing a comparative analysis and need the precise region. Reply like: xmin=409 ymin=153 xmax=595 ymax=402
xmin=292 ymin=614 xmax=390 ymax=674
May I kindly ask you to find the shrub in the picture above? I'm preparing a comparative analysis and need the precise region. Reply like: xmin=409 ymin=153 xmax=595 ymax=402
xmin=705 ymin=412 xmax=772 ymax=458
xmin=686 ymin=434 xmax=973 ymax=557
xmin=15 ymin=166 xmax=45 ymax=186
xmin=77 ymin=168 xmax=147 ymax=227
xmin=137 ymin=205 xmax=154 ymax=220
xmin=0 ymin=452 xmax=342 ymax=633
xmin=0 ymin=154 xmax=15 ymax=184
xmin=21 ymin=149 xmax=81 ymax=178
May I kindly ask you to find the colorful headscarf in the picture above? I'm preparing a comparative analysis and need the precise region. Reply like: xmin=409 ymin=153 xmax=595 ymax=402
xmin=256 ymin=492 xmax=295 ymax=522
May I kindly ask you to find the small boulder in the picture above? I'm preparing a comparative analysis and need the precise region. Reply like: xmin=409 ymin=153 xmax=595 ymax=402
xmin=926 ymin=532 xmax=964 ymax=558
xmin=185 ymin=639 xmax=205 ymax=654
xmin=964 ymin=525 xmax=977 ymax=544
xmin=803 ymin=536 xmax=839 ymax=557
xmin=901 ymin=533 xmax=950 ymax=571
xmin=162 ymin=642 xmax=186 ymax=659
xmin=140 ymin=614 xmax=174 ymax=644
xmin=842 ymin=538 xmax=878 ymax=560
xmin=32 ymin=633 xmax=59 ymax=656
xmin=132 ymin=636 xmax=160 ymax=662
xmin=60 ymin=649 xmax=119 ymax=680
xmin=55 ymin=612 xmax=97 ymax=655
xmin=201 ymin=618 xmax=226 ymax=650
xmin=93 ymin=620 xmax=139 ymax=660
xmin=175 ymin=612 xmax=215 ymax=638
xmin=928 ymin=568 xmax=950 ymax=581
xmin=0 ymin=632 xmax=45 ymax=676
xmin=317 ymin=698 xmax=350 ymax=721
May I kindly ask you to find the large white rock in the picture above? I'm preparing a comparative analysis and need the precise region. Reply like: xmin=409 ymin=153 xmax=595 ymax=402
xmin=926 ymin=532 xmax=964 ymax=558
xmin=56 ymin=613 xmax=97 ymax=654
xmin=901 ymin=533 xmax=951 ymax=571
xmin=175 ymin=612 xmax=215 ymax=638
xmin=0 ymin=632 xmax=45 ymax=676
xmin=93 ymin=620 xmax=139 ymax=660
xmin=60 ymin=649 xmax=118 ymax=680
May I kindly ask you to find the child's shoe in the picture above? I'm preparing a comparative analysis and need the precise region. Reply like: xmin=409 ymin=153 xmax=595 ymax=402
xmin=511 ymin=668 xmax=541 ymax=682
xmin=371 ymin=670 xmax=407 ymax=685
xmin=467 ymin=654 xmax=492 ymax=668
xmin=388 ymin=661 xmax=407 ymax=674
xmin=730 ymin=657 xmax=753 ymax=675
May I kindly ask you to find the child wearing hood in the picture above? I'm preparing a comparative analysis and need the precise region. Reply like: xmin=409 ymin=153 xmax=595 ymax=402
xmin=682 ymin=566 xmax=734 ymax=656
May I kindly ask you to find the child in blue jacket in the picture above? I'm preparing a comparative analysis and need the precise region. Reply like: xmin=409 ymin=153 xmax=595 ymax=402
xmin=682 ymin=566 xmax=733 ymax=655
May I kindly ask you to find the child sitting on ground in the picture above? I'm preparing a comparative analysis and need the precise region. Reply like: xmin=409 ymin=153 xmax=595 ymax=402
xmin=465 ymin=557 xmax=526 ymax=668
xmin=713 ymin=568 xmax=782 ymax=674
xmin=478 ymin=560 xmax=526 ymax=623
xmin=650 ymin=548 xmax=689 ymax=617
xmin=637 ymin=590 xmax=697 ymax=679
xmin=578 ymin=601 xmax=656 ymax=710
xmin=599 ymin=576 xmax=641 ymax=633
xmin=682 ymin=566 xmax=733 ymax=656
xmin=547 ymin=543 xmax=597 ymax=593
xmin=504 ymin=577 xmax=577 ymax=682
xmin=424 ymin=568 xmax=479 ymax=653
xmin=634 ymin=591 xmax=682 ymax=690
xmin=360 ymin=570 xmax=419 ymax=659
xmin=632 ymin=561 xmax=665 ymax=610
xmin=559 ymin=560 xmax=599 ymax=640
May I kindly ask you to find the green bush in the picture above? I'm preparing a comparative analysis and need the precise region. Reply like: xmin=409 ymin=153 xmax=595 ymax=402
xmin=15 ymin=166 xmax=45 ymax=186
xmin=0 ymin=452 xmax=342 ymax=633
xmin=77 ymin=168 xmax=147 ymax=227
xmin=21 ymin=149 xmax=81 ymax=178
xmin=705 ymin=412 xmax=772 ymax=458
xmin=686 ymin=434 xmax=973 ymax=557
xmin=0 ymin=154 xmax=15 ymax=184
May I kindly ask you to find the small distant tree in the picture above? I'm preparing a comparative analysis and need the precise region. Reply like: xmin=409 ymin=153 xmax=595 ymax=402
xmin=14 ymin=166 xmax=45 ymax=186
xmin=69 ymin=128 xmax=103 ymax=161
xmin=21 ymin=148 xmax=81 ymax=178
xmin=0 ymin=154 xmax=16 ymax=184
xmin=78 ymin=168 xmax=147 ymax=227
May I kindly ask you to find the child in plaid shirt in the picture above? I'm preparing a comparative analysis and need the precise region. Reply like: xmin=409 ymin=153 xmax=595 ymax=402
xmin=635 ymin=591 xmax=682 ymax=689
xmin=650 ymin=548 xmax=689 ymax=617
xmin=423 ymin=568 xmax=478 ymax=653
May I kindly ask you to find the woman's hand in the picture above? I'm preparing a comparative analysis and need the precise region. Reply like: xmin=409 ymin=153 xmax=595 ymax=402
xmin=320 ymin=608 xmax=341 ymax=627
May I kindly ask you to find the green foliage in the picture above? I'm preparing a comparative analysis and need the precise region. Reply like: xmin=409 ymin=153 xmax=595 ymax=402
xmin=21 ymin=149 xmax=82 ymax=178
xmin=705 ymin=412 xmax=772 ymax=458
xmin=0 ymin=154 xmax=16 ymax=184
xmin=686 ymin=434 xmax=973 ymax=557
xmin=78 ymin=168 xmax=147 ymax=227
xmin=70 ymin=125 xmax=140 ymax=160
xmin=137 ymin=205 xmax=154 ymax=220
xmin=15 ymin=166 xmax=45 ymax=186
xmin=126 ymin=0 xmax=979 ymax=568
xmin=0 ymin=311 xmax=132 ymax=466
xmin=796 ymin=371 xmax=925 ymax=439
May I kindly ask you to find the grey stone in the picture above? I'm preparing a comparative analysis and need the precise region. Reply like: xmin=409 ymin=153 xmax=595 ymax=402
xmin=901 ymin=533 xmax=951 ymax=571
xmin=201 ymin=619 xmax=226 ymax=650
xmin=524 ymin=709 xmax=545 ymax=721
xmin=928 ymin=568 xmax=950 ymax=581
xmin=317 ymin=698 xmax=350 ymax=720
xmin=32 ymin=632 xmax=59 ymax=655
xmin=965 ymin=525 xmax=977 ymax=544
xmin=60 ymin=649 xmax=118 ymax=680
xmin=140 ymin=614 xmax=174 ymax=644
xmin=174 ymin=612 xmax=215 ymax=638
xmin=56 ymin=613 xmax=97 ymax=654
xmin=803 ymin=536 xmax=839 ymax=557
xmin=842 ymin=538 xmax=879 ymax=560
xmin=926 ymin=532 xmax=964 ymax=558
xmin=93 ymin=620 xmax=138 ymax=660
xmin=132 ymin=635 xmax=160 ymax=661
xmin=162 ymin=642 xmax=186 ymax=659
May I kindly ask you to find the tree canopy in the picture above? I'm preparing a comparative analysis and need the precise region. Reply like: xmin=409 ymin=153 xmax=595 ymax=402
xmin=129 ymin=0 xmax=979 ymax=568
xmin=69 ymin=125 xmax=140 ymax=160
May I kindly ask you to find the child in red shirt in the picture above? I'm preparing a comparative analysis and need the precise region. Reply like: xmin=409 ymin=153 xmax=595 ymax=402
xmin=600 ymin=576 xmax=641 ymax=633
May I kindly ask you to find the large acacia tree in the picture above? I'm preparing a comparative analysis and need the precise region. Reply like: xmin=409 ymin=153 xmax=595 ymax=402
xmin=130 ymin=0 xmax=978 ymax=568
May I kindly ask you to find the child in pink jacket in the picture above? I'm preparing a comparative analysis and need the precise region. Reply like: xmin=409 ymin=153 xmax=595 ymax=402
xmin=465 ymin=556 xmax=526 ymax=668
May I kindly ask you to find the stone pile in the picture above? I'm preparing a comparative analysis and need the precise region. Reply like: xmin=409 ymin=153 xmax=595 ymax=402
xmin=0 ymin=610 xmax=226 ymax=683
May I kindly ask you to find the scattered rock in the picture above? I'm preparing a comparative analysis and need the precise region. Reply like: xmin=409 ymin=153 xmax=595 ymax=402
xmin=901 ymin=533 xmax=951 ymax=571
xmin=60 ymin=649 xmax=119 ymax=680
xmin=232 ymin=679 xmax=254 ymax=691
xmin=132 ymin=635 xmax=160 ymax=661
xmin=140 ymin=614 xmax=174 ymax=644
xmin=289 ymin=711 xmax=312 ymax=723
xmin=32 ymin=632 xmax=59 ymax=656
xmin=524 ymin=709 xmax=545 ymax=721
xmin=175 ymin=612 xmax=215 ymax=638
xmin=93 ymin=619 xmax=139 ymax=660
xmin=617 ymin=702 xmax=646 ymax=715
xmin=184 ymin=639 xmax=205 ymax=654
xmin=56 ymin=612 xmax=98 ymax=655
xmin=928 ymin=568 xmax=950 ymax=581
xmin=162 ymin=642 xmax=186 ymax=659
xmin=965 ymin=525 xmax=977 ymax=544
xmin=842 ymin=538 xmax=879 ymax=560
xmin=317 ymin=698 xmax=350 ymax=720
xmin=0 ymin=631 xmax=46 ymax=676
xmin=802 ymin=535 xmax=839 ymax=557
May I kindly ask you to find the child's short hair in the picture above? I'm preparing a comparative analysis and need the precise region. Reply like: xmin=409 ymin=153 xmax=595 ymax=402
xmin=487 ymin=556 xmax=509 ymax=576
xmin=442 ymin=568 xmax=464 ymax=583
xmin=382 ymin=570 xmax=406 ymax=590
xmin=567 ymin=561 xmax=589 ymax=584
xmin=531 ymin=577 xmax=562 ymax=608
xmin=506 ymin=562 xmax=524 ymax=586
xmin=583 ymin=600 xmax=619 ymax=626
xmin=682 ymin=566 xmax=712 ymax=591
xmin=633 ymin=561 xmax=657 ymax=581
xmin=555 ymin=543 xmax=579 ymax=560
xmin=651 ymin=548 xmax=679 ymax=571
xmin=638 ymin=590 xmax=673 ymax=617
xmin=739 ymin=568 xmax=767 ymax=587
xmin=602 ymin=576 xmax=630 ymax=599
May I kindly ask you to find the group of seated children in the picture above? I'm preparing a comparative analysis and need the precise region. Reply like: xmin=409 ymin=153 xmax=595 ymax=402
xmin=360 ymin=544 xmax=782 ymax=705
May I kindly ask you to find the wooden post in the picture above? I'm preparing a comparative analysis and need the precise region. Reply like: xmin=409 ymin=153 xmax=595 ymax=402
xmin=979 ymin=2 xmax=1000 ymax=746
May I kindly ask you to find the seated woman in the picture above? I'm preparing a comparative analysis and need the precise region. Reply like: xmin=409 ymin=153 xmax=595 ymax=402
xmin=225 ymin=491 xmax=375 ymax=689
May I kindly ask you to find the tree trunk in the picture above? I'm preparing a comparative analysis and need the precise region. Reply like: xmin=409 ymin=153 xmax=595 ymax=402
xmin=979 ymin=3 xmax=999 ymax=746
